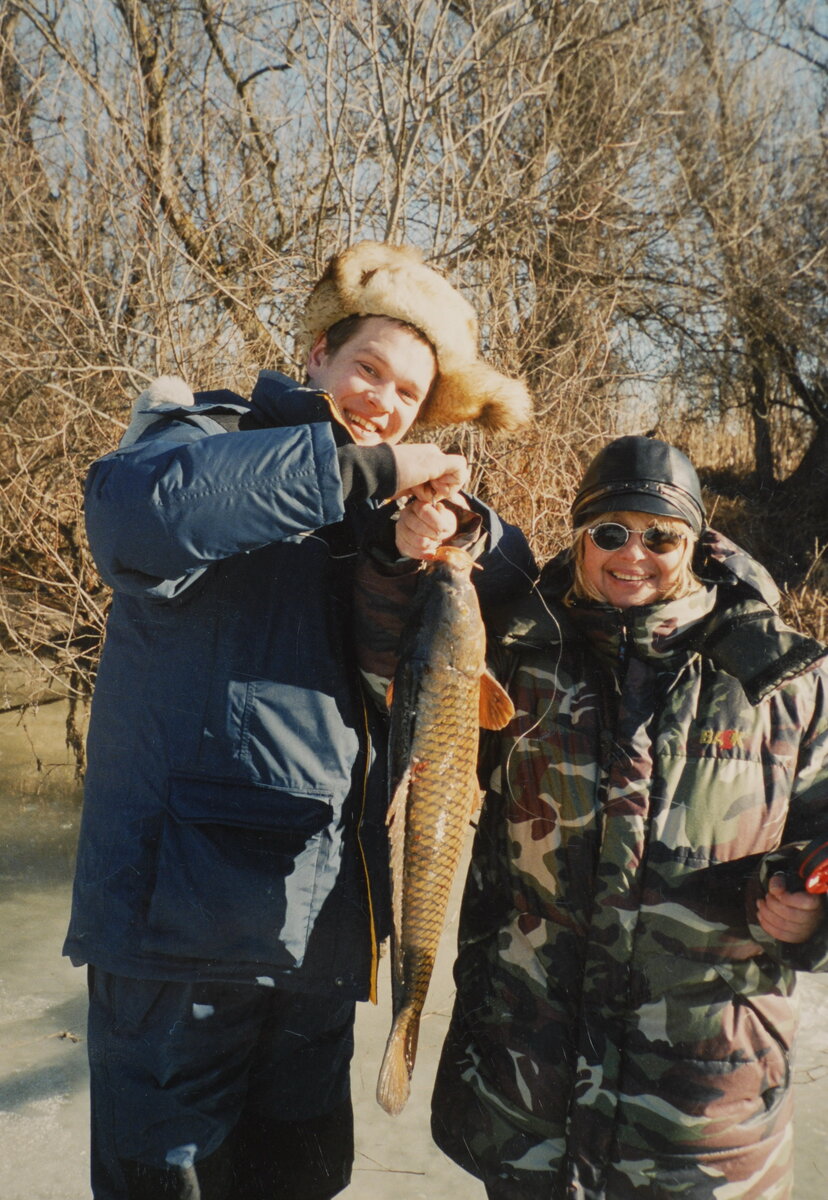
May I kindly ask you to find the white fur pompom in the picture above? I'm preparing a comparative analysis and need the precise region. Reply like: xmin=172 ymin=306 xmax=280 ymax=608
xmin=139 ymin=375 xmax=195 ymax=412
xmin=120 ymin=375 xmax=196 ymax=447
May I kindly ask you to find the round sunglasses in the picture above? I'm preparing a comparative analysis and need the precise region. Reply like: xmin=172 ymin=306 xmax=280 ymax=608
xmin=587 ymin=522 xmax=687 ymax=555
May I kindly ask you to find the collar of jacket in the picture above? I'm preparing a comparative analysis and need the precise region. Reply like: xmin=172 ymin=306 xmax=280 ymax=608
xmin=248 ymin=369 xmax=343 ymax=432
xmin=492 ymin=555 xmax=713 ymax=668
xmin=190 ymin=370 xmax=352 ymax=444
xmin=495 ymin=529 xmax=827 ymax=703
xmin=567 ymin=586 xmax=717 ymax=673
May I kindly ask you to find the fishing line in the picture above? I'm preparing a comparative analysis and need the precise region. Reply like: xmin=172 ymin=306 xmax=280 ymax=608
xmin=486 ymin=539 xmax=568 ymax=819
xmin=295 ymin=531 xmax=357 ymax=559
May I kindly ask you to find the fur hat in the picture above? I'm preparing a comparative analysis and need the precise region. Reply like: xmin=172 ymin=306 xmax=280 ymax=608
xmin=297 ymin=241 xmax=532 ymax=432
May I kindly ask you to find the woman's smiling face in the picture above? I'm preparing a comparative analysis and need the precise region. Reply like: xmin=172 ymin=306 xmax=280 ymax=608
xmin=581 ymin=510 xmax=692 ymax=609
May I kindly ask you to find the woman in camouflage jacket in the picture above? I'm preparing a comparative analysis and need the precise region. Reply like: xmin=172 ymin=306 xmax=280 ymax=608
xmin=430 ymin=436 xmax=828 ymax=1200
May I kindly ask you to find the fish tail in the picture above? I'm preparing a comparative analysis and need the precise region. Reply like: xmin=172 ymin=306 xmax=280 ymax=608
xmin=376 ymin=1007 xmax=421 ymax=1116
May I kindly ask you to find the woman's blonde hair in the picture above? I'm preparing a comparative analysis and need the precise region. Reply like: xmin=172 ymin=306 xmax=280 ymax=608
xmin=567 ymin=510 xmax=701 ymax=606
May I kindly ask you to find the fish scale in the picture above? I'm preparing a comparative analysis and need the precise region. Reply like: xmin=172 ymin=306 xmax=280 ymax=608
xmin=397 ymin=668 xmax=479 ymax=999
xmin=377 ymin=543 xmax=514 ymax=1115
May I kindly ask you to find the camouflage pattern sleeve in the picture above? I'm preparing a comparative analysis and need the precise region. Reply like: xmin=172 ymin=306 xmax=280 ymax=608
xmin=353 ymin=536 xmax=422 ymax=712
xmin=748 ymin=662 xmax=828 ymax=971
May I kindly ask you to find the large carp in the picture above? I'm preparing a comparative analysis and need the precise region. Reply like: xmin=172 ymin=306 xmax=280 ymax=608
xmin=377 ymin=543 xmax=515 ymax=1116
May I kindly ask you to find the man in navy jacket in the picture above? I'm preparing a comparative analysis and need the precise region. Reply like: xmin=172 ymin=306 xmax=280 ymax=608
xmin=64 ymin=241 xmax=535 ymax=1199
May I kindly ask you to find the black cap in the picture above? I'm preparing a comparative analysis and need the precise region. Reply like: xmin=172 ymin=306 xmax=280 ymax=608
xmin=571 ymin=436 xmax=706 ymax=534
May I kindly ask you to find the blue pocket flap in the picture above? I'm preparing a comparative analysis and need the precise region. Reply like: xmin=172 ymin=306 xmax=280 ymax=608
xmin=144 ymin=775 xmax=336 ymax=966
xmin=168 ymin=774 xmax=333 ymax=833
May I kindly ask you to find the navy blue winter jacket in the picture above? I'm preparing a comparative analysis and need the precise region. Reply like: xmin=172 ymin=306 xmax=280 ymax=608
xmin=63 ymin=371 xmax=535 ymax=997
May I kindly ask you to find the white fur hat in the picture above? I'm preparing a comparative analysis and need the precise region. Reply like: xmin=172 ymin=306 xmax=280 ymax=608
xmin=297 ymin=241 xmax=532 ymax=432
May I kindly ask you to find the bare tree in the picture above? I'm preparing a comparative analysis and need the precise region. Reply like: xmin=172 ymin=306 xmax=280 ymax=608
xmin=1 ymin=0 xmax=826 ymax=767
xmin=622 ymin=2 xmax=828 ymax=510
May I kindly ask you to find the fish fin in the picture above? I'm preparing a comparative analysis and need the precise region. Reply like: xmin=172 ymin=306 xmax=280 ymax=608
xmin=404 ymin=1009 xmax=421 ymax=1076
xmin=479 ymin=669 xmax=515 ymax=730
xmin=469 ymin=783 xmax=485 ymax=822
xmin=386 ymin=770 xmax=409 ymax=830
xmin=386 ymin=774 xmax=409 ymax=996
xmin=376 ymin=1011 xmax=416 ymax=1116
xmin=385 ymin=679 xmax=394 ymax=707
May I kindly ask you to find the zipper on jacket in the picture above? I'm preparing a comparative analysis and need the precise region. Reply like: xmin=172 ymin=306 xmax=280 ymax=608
xmin=618 ymin=615 xmax=633 ymax=671
xmin=356 ymin=693 xmax=380 ymax=1004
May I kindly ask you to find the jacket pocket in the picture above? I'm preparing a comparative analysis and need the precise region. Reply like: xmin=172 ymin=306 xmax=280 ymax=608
xmin=620 ymin=969 xmax=792 ymax=1158
xmin=142 ymin=774 xmax=334 ymax=967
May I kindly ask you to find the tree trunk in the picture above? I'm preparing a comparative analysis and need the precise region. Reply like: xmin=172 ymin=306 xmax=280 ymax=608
xmin=779 ymin=420 xmax=828 ymax=533
xmin=749 ymin=360 xmax=776 ymax=493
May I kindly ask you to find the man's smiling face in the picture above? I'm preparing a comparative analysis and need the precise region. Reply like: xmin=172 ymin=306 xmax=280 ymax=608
xmin=306 ymin=316 xmax=436 ymax=446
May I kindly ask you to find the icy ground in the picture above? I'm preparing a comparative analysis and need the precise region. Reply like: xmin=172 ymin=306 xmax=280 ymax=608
xmin=2 ymin=690 xmax=826 ymax=1199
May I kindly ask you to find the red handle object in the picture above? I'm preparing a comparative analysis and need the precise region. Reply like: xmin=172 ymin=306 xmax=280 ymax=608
xmin=797 ymin=839 xmax=828 ymax=895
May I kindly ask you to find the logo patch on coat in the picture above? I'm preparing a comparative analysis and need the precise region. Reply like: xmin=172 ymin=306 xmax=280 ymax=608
xmin=699 ymin=728 xmax=744 ymax=750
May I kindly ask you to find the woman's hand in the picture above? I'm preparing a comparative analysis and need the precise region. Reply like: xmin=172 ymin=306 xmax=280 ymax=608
xmin=756 ymin=873 xmax=823 ymax=943
xmin=395 ymin=497 xmax=467 ymax=561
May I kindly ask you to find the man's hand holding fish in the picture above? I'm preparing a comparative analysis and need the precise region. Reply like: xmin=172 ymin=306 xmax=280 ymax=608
xmin=390 ymin=443 xmax=470 ymax=503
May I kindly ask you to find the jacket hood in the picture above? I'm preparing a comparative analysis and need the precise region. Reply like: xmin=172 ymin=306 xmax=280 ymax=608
xmin=693 ymin=528 xmax=779 ymax=606
xmin=119 ymin=371 xmax=342 ymax=449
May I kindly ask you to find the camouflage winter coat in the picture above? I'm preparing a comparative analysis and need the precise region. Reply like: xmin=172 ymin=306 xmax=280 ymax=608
xmin=431 ymin=533 xmax=828 ymax=1200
